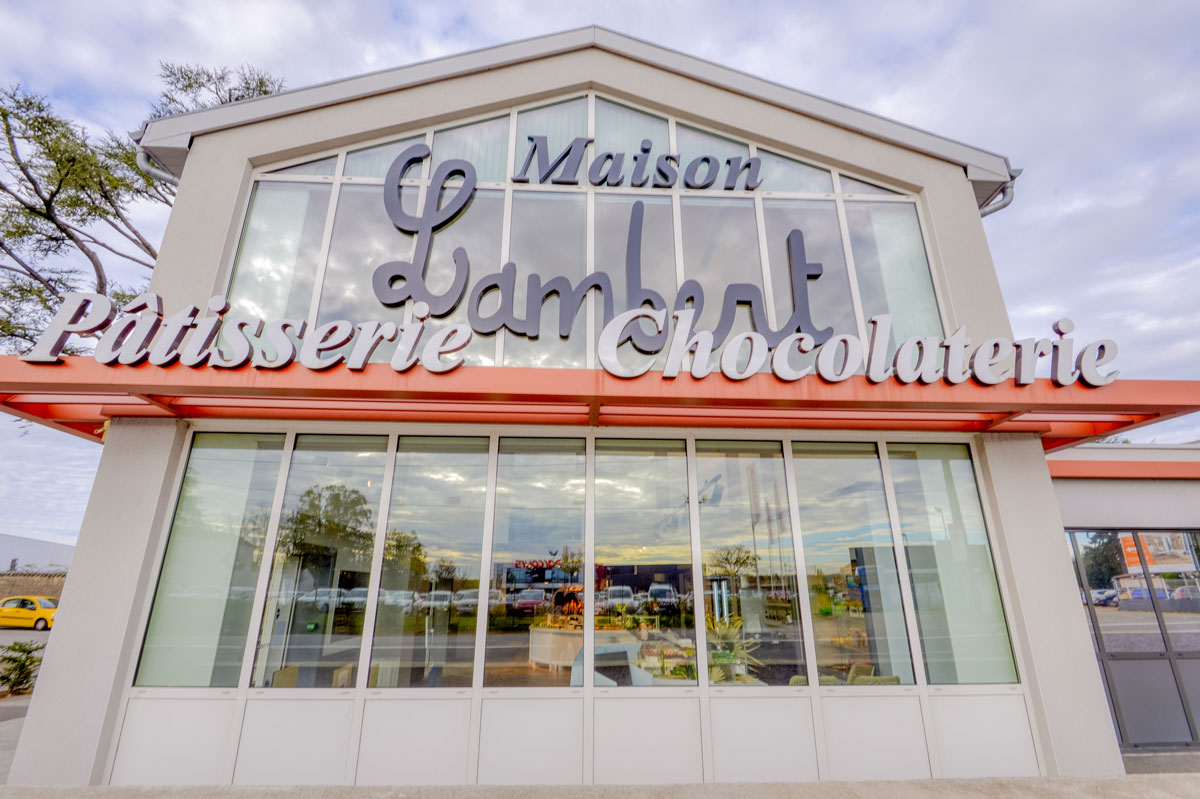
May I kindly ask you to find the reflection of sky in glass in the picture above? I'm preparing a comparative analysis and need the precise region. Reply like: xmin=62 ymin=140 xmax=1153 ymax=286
xmin=344 ymin=135 xmax=423 ymax=179
xmin=887 ymin=443 xmax=1016 ymax=684
xmin=491 ymin=438 xmax=585 ymax=561
xmin=594 ymin=194 xmax=676 ymax=371
xmin=504 ymin=192 xmax=587 ymax=368
xmin=758 ymin=150 xmax=832 ymax=193
xmin=268 ymin=156 xmax=337 ymax=176
xmin=515 ymin=98 xmax=587 ymax=181
xmin=433 ymin=117 xmax=509 ymax=183
xmin=763 ymin=199 xmax=854 ymax=373
xmin=594 ymin=440 xmax=690 ymax=565
xmin=137 ymin=433 xmax=283 ymax=688
xmin=228 ymin=182 xmax=330 ymax=322
xmin=676 ymin=125 xmax=750 ymax=191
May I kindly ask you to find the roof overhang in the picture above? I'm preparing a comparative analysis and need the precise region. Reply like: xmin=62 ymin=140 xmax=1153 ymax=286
xmin=134 ymin=26 xmax=1017 ymax=208
xmin=2 ymin=356 xmax=1193 ymax=452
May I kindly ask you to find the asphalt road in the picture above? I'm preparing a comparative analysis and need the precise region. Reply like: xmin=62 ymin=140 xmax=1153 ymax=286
xmin=0 ymin=629 xmax=50 ymax=649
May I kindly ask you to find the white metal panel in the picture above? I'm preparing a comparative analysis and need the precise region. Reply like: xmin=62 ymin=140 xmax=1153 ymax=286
xmin=822 ymin=695 xmax=930 ymax=780
xmin=930 ymin=693 xmax=1039 ymax=778
xmin=233 ymin=698 xmax=354 ymax=785
xmin=593 ymin=697 xmax=702 ymax=784
xmin=110 ymin=698 xmax=235 ymax=785
xmin=356 ymin=698 xmax=471 ymax=785
xmin=709 ymin=696 xmax=818 ymax=782
xmin=477 ymin=698 xmax=583 ymax=784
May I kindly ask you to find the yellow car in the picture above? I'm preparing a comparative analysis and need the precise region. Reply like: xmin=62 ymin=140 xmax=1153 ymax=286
xmin=0 ymin=596 xmax=57 ymax=630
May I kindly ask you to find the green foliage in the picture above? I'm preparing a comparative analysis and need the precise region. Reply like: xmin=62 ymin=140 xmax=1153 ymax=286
xmin=0 ymin=640 xmax=44 ymax=695
xmin=706 ymin=544 xmax=757 ymax=579
xmin=1083 ymin=532 xmax=1126 ymax=591
xmin=705 ymin=615 xmax=762 ymax=683
xmin=0 ymin=63 xmax=282 ymax=355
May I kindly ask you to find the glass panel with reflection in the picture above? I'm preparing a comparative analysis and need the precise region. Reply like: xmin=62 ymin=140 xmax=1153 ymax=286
xmin=697 ymin=441 xmax=805 ymax=686
xmin=676 ymin=125 xmax=751 ymax=191
xmin=792 ymin=442 xmax=914 ymax=685
xmin=515 ymin=98 xmax=588 ymax=181
xmin=136 ymin=433 xmax=284 ymax=687
xmin=887 ymin=443 xmax=1017 ymax=684
xmin=758 ymin=150 xmax=832 ymax=194
xmin=594 ymin=440 xmax=695 ymax=686
xmin=251 ymin=435 xmax=387 ymax=688
xmin=503 ymin=192 xmax=587 ymax=368
xmin=368 ymin=437 xmax=489 ymax=688
xmin=344 ymin=135 xmax=424 ymax=179
xmin=484 ymin=438 xmax=585 ymax=687
xmin=1073 ymin=530 xmax=1165 ymax=653
xmin=594 ymin=98 xmax=669 ymax=184
xmin=1141 ymin=531 xmax=1200 ymax=652
xmin=594 ymin=194 xmax=676 ymax=372
xmin=432 ymin=117 xmax=510 ymax=183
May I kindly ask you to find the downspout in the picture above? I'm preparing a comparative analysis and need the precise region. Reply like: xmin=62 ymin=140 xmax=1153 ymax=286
xmin=980 ymin=167 xmax=1022 ymax=218
xmin=134 ymin=145 xmax=180 ymax=187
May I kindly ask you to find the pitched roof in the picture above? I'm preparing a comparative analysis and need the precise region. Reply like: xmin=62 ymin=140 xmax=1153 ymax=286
xmin=135 ymin=26 xmax=1017 ymax=207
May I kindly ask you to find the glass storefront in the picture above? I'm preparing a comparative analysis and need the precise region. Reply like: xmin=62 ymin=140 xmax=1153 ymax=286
xmin=1068 ymin=529 xmax=1200 ymax=747
xmin=139 ymin=431 xmax=1016 ymax=692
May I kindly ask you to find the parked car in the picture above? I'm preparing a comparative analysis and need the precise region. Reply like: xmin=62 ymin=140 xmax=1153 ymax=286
xmin=453 ymin=590 xmax=480 ymax=613
xmin=418 ymin=590 xmax=454 ymax=610
xmin=648 ymin=583 xmax=679 ymax=610
xmin=314 ymin=587 xmax=347 ymax=612
xmin=1090 ymin=589 xmax=1118 ymax=607
xmin=514 ymin=589 xmax=546 ymax=613
xmin=604 ymin=585 xmax=635 ymax=611
xmin=345 ymin=587 xmax=371 ymax=608
xmin=0 ymin=596 xmax=57 ymax=630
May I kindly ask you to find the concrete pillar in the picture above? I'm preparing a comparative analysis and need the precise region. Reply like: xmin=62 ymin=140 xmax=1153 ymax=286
xmin=9 ymin=419 xmax=187 ymax=785
xmin=976 ymin=434 xmax=1124 ymax=777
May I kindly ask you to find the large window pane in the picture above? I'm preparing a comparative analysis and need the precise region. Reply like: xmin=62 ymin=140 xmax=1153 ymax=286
xmin=369 ymin=437 xmax=489 ymax=688
xmin=515 ymin=98 xmax=587 ymax=181
xmin=1072 ymin=531 xmax=1165 ymax=654
xmin=594 ymin=440 xmax=695 ymax=686
xmin=763 ymin=199 xmax=856 ymax=375
xmin=758 ymin=150 xmax=832 ymax=194
xmin=594 ymin=99 xmax=669 ymax=183
xmin=227 ymin=182 xmax=331 ymax=322
xmin=484 ymin=438 xmax=585 ymax=687
xmin=846 ymin=202 xmax=941 ymax=356
xmin=426 ymin=188 xmax=504 ymax=366
xmin=792 ymin=442 xmax=914 ymax=686
xmin=1107 ymin=660 xmax=1192 ymax=745
xmin=887 ymin=443 xmax=1017 ymax=684
xmin=1135 ymin=531 xmax=1200 ymax=652
xmin=432 ymin=117 xmax=509 ymax=183
xmin=344 ymin=135 xmax=424 ymax=179
xmin=680 ymin=197 xmax=763 ymax=371
xmin=315 ymin=184 xmax=414 ymax=361
xmin=676 ymin=125 xmax=750 ymax=191
xmin=503 ymin=192 xmax=587 ymax=368
xmin=136 ymin=434 xmax=284 ymax=687
xmin=252 ymin=435 xmax=387 ymax=688
xmin=697 ymin=441 xmax=804 ymax=686
xmin=594 ymin=194 xmax=676 ymax=372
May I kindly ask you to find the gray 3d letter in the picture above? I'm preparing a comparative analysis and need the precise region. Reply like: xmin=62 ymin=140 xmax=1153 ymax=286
xmin=420 ymin=325 xmax=472 ymax=374
xmin=253 ymin=319 xmax=307 ymax=369
xmin=299 ymin=320 xmax=354 ymax=370
xmin=1075 ymin=339 xmax=1119 ymax=387
xmin=512 ymin=136 xmax=592 ymax=185
xmin=21 ymin=293 xmax=117 ymax=363
xmin=771 ymin=333 xmax=817 ymax=381
xmin=969 ymin=338 xmax=1014 ymax=386
xmin=346 ymin=321 xmax=399 ymax=370
xmin=720 ymin=331 xmax=768 ymax=380
xmin=598 ymin=307 xmax=667 ymax=378
xmin=815 ymin=334 xmax=863 ymax=382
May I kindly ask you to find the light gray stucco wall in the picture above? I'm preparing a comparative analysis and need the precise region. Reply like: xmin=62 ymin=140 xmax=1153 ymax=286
xmin=1054 ymin=479 xmax=1200 ymax=530
xmin=8 ymin=419 xmax=187 ymax=786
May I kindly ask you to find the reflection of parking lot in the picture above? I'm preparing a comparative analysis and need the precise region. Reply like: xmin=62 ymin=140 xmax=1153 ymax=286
xmin=1093 ymin=606 xmax=1200 ymax=652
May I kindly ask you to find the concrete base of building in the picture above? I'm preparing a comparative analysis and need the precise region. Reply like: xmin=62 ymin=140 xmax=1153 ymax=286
xmin=1124 ymin=751 xmax=1200 ymax=774
xmin=1 ymin=778 xmax=1198 ymax=798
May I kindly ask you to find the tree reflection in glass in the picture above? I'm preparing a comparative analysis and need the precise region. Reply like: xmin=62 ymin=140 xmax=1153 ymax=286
xmin=1073 ymin=530 xmax=1165 ymax=654
xmin=791 ymin=442 xmax=914 ymax=685
xmin=369 ymin=437 xmax=489 ymax=687
xmin=251 ymin=435 xmax=387 ymax=688
xmin=593 ymin=440 xmax=696 ymax=686
xmin=696 ymin=441 xmax=805 ymax=686
xmin=483 ymin=438 xmax=585 ymax=687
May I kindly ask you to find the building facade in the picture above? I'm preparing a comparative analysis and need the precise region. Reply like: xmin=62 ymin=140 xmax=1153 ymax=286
xmin=6 ymin=27 xmax=1195 ymax=786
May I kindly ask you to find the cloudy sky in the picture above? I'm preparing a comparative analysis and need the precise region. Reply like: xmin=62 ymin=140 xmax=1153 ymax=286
xmin=2 ymin=1 xmax=1198 ymax=544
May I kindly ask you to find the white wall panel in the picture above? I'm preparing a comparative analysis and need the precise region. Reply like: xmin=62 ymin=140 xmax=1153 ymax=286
xmin=477 ymin=698 xmax=582 ymax=784
xmin=930 ymin=693 xmax=1038 ymax=777
xmin=110 ymin=698 xmax=234 ymax=785
xmin=356 ymin=698 xmax=471 ymax=785
xmin=593 ymin=697 xmax=702 ymax=784
xmin=709 ymin=696 xmax=818 ymax=782
xmin=822 ymin=695 xmax=930 ymax=780
xmin=233 ymin=698 xmax=353 ymax=785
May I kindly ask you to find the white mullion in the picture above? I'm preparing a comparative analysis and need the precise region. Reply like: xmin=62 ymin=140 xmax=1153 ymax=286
xmin=685 ymin=437 xmax=715 ymax=782
xmin=749 ymin=142 xmax=778 ymax=333
xmin=304 ymin=153 xmax=345 ymax=330
xmin=344 ymin=432 xmax=399 ymax=784
xmin=832 ymin=177 xmax=871 ymax=350
xmin=780 ymin=436 xmax=831 ymax=780
xmin=582 ymin=434 xmax=596 ymax=784
xmin=495 ymin=110 xmax=519 ymax=367
xmin=667 ymin=118 xmax=689 ymax=377
xmin=877 ymin=439 xmax=942 ymax=779
xmin=466 ymin=434 xmax=501 ymax=784
xmin=225 ymin=429 xmax=297 ymax=783
xmin=585 ymin=93 xmax=597 ymax=371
